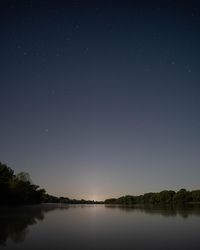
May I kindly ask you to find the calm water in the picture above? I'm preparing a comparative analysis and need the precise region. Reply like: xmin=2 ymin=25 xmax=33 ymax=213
xmin=1 ymin=204 xmax=200 ymax=249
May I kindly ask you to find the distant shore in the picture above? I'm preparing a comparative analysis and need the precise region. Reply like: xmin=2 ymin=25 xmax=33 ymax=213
xmin=104 ymin=189 xmax=200 ymax=205
xmin=1 ymin=162 xmax=200 ymax=206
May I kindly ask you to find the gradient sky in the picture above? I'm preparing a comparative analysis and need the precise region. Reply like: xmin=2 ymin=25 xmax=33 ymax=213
xmin=1 ymin=0 xmax=200 ymax=201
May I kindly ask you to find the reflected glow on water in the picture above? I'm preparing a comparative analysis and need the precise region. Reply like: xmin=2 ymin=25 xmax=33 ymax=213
xmin=1 ymin=204 xmax=200 ymax=249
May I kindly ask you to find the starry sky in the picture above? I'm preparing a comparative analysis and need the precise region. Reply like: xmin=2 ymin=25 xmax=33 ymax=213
xmin=1 ymin=0 xmax=200 ymax=201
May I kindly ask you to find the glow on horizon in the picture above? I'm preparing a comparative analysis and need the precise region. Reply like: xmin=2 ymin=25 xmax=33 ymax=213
xmin=1 ymin=1 xmax=200 ymax=201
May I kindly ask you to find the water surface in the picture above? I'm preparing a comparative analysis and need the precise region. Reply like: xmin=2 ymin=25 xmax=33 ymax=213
xmin=1 ymin=204 xmax=200 ymax=249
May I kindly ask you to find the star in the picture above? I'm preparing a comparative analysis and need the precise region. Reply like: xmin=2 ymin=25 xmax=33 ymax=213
xmin=51 ymin=90 xmax=55 ymax=95
xmin=84 ymin=47 xmax=89 ymax=54
xmin=74 ymin=24 xmax=80 ymax=30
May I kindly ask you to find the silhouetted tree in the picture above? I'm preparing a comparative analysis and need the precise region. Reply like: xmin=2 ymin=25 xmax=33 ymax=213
xmin=0 ymin=162 xmax=14 ymax=204
xmin=105 ymin=189 xmax=199 ymax=205
xmin=191 ymin=190 xmax=200 ymax=202
xmin=0 ymin=162 xmax=46 ymax=205
xmin=173 ymin=189 xmax=192 ymax=203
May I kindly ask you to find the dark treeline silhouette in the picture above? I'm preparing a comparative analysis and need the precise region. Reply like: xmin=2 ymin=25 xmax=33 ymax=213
xmin=0 ymin=162 xmax=104 ymax=205
xmin=2 ymin=162 xmax=200 ymax=206
xmin=43 ymin=194 xmax=104 ymax=204
xmin=105 ymin=189 xmax=200 ymax=205
xmin=0 ymin=162 xmax=45 ymax=205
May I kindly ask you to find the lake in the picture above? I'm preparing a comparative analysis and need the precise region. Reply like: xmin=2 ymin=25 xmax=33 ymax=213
xmin=1 ymin=204 xmax=200 ymax=249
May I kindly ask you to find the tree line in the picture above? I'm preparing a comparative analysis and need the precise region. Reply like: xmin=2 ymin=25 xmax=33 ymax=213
xmin=0 ymin=162 xmax=103 ymax=205
xmin=105 ymin=189 xmax=200 ymax=205
xmin=43 ymin=195 xmax=104 ymax=204
xmin=1 ymin=162 xmax=200 ymax=205
xmin=0 ymin=162 xmax=46 ymax=205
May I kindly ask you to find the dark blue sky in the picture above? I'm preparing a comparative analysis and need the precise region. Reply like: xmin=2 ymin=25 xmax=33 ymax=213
xmin=1 ymin=0 xmax=200 ymax=200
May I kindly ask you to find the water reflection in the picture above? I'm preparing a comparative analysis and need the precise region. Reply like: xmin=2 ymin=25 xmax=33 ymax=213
xmin=105 ymin=203 xmax=200 ymax=218
xmin=1 ymin=203 xmax=200 ymax=248
xmin=0 ymin=204 xmax=68 ymax=246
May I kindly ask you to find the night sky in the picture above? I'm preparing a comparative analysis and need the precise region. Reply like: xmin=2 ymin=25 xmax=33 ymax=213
xmin=1 ymin=0 xmax=200 ymax=200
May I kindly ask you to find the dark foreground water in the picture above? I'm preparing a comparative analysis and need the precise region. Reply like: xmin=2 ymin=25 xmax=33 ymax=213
xmin=1 ymin=204 xmax=200 ymax=249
